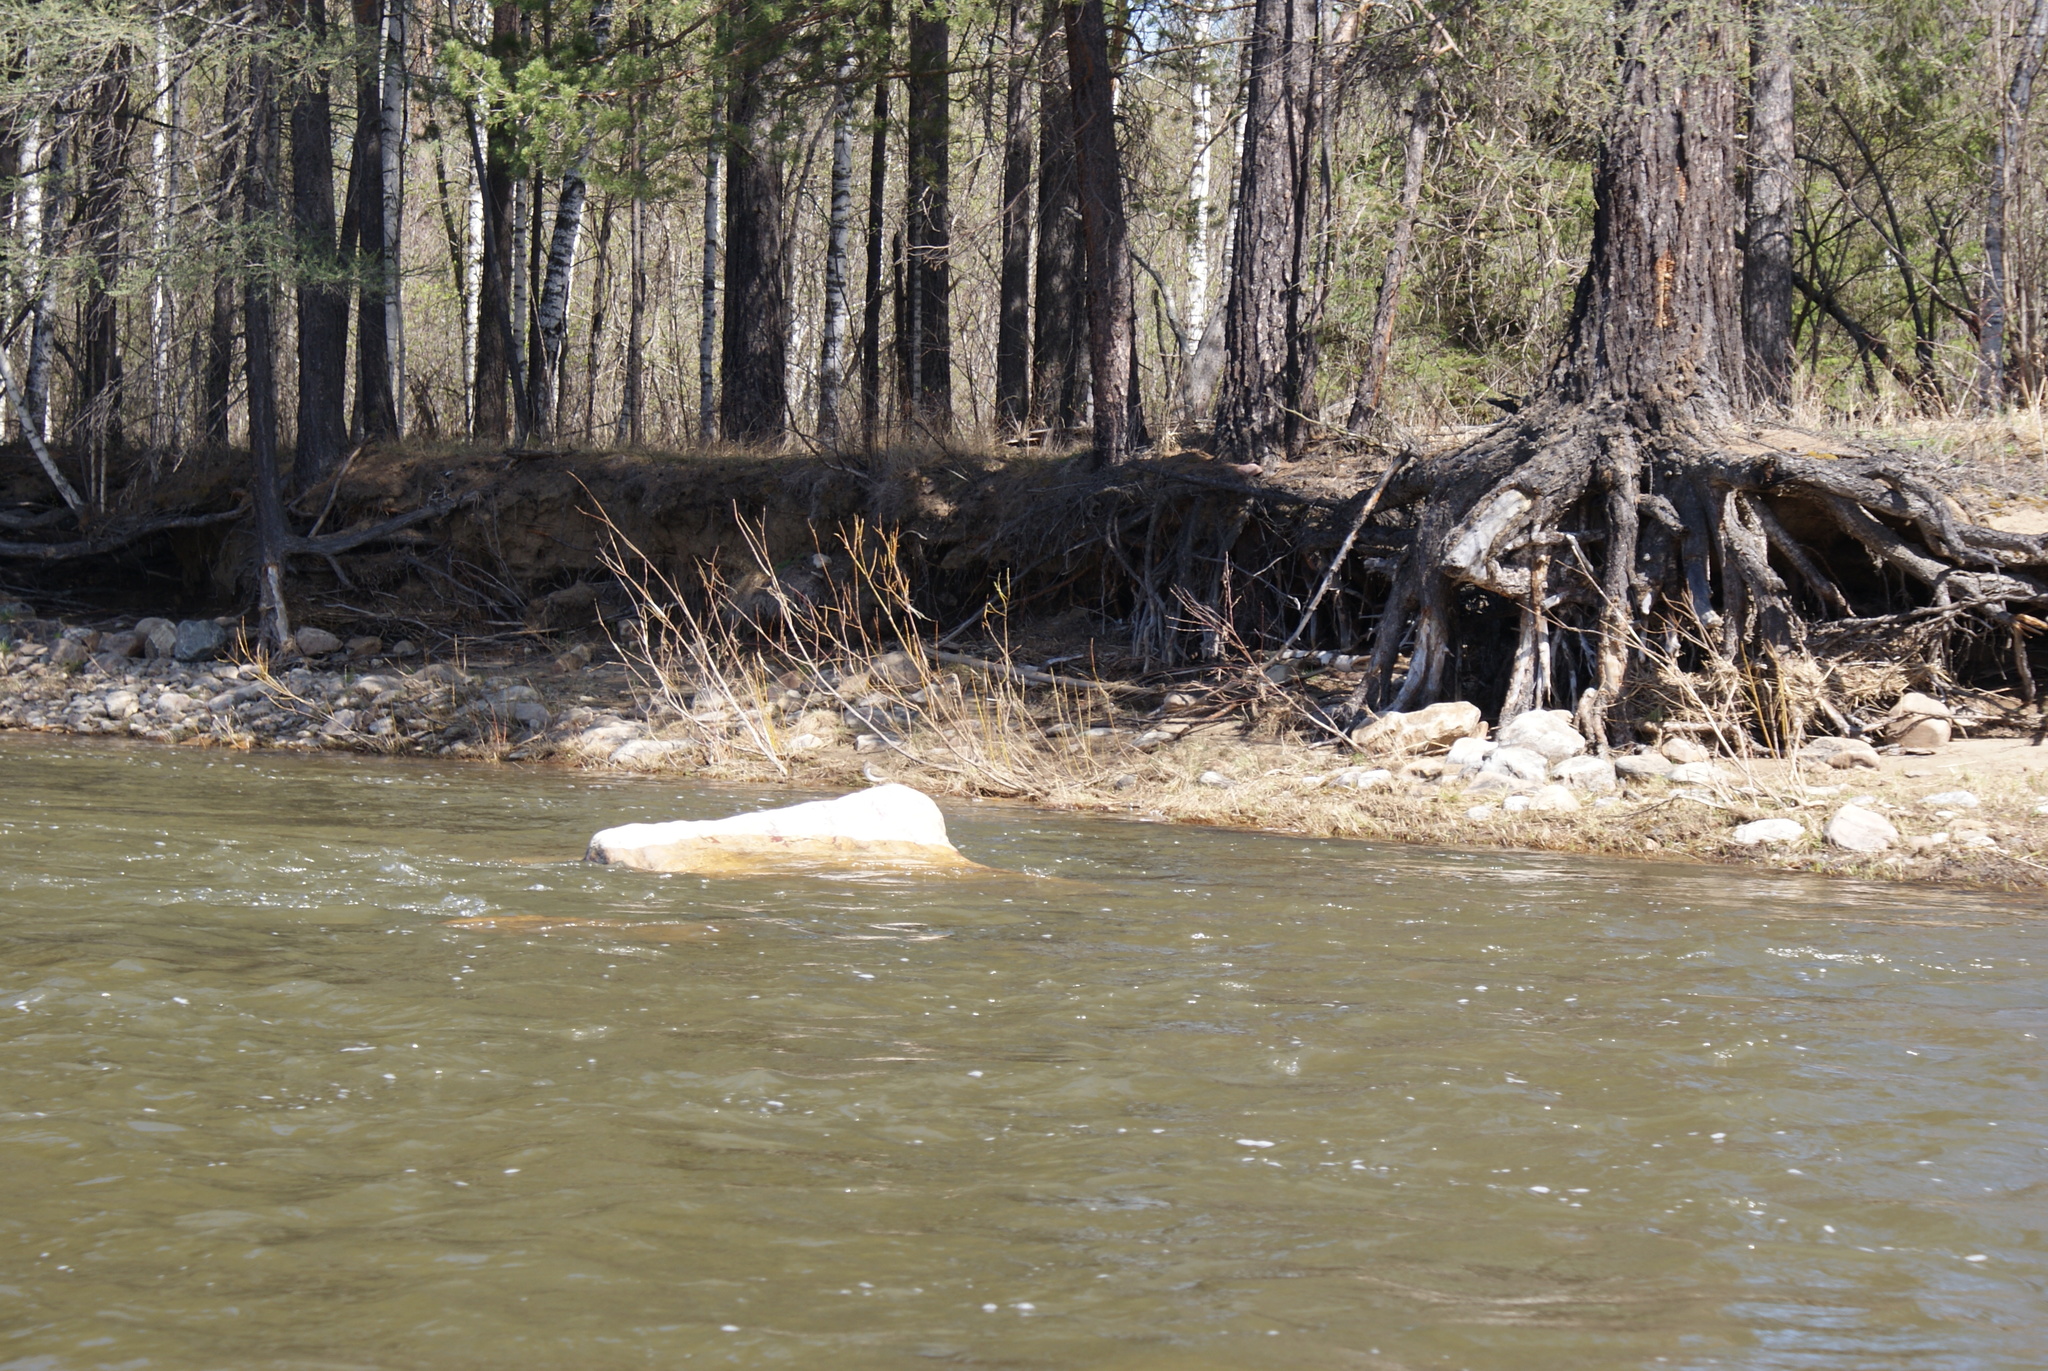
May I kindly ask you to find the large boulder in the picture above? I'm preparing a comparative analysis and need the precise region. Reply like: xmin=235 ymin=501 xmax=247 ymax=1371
xmin=173 ymin=619 xmax=228 ymax=663
xmin=1479 ymin=745 xmax=1549 ymax=784
xmin=1348 ymin=700 xmax=1485 ymax=756
xmin=1553 ymin=755 xmax=1617 ymax=794
xmin=295 ymin=626 xmax=343 ymax=655
xmin=1882 ymin=692 xmax=1952 ymax=752
xmin=134 ymin=617 xmax=177 ymax=659
xmin=1800 ymin=736 xmax=1880 ymax=770
xmin=588 ymin=783 xmax=976 ymax=874
xmin=1495 ymin=709 xmax=1586 ymax=762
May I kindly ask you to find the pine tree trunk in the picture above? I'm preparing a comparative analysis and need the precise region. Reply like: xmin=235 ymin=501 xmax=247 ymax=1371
xmin=995 ymin=0 xmax=1034 ymax=430
xmin=291 ymin=0 xmax=349 ymax=488
xmin=242 ymin=24 xmax=291 ymax=645
xmin=817 ymin=58 xmax=857 ymax=446
xmin=905 ymin=12 xmax=951 ymax=430
xmin=471 ymin=0 xmax=520 ymax=443
xmin=350 ymin=0 xmax=395 ymax=438
xmin=1347 ymin=70 xmax=1432 ymax=428
xmin=617 ymin=52 xmax=646 ymax=448
xmin=78 ymin=54 xmax=133 ymax=501
xmin=697 ymin=106 xmax=720 ymax=444
xmin=1214 ymin=0 xmax=1316 ymax=471
xmin=582 ymin=195 xmax=612 ymax=441
xmin=719 ymin=57 xmax=788 ymax=444
xmin=1063 ymin=0 xmax=1136 ymax=463
xmin=379 ymin=0 xmax=409 ymax=437
xmin=1742 ymin=1 xmax=1796 ymax=409
xmin=1978 ymin=0 xmax=2048 ymax=409
xmin=1032 ymin=0 xmax=1085 ymax=430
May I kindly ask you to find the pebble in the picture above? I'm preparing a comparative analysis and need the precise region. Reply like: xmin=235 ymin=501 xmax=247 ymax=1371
xmin=1553 ymin=755 xmax=1617 ymax=794
xmin=1668 ymin=761 xmax=1732 ymax=785
xmin=1325 ymin=766 xmax=1394 ymax=791
xmin=1615 ymin=751 xmax=1673 ymax=779
xmin=1660 ymin=736 xmax=1711 ymax=764
xmin=295 ymin=627 xmax=343 ymax=655
xmin=1198 ymin=770 xmax=1234 ymax=788
xmin=1922 ymin=790 xmax=1979 ymax=809
xmin=1826 ymin=804 xmax=1900 ymax=853
xmin=1731 ymin=818 xmax=1805 ymax=847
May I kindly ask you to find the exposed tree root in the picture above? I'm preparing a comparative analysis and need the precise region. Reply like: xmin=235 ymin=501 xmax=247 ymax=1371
xmin=1331 ymin=399 xmax=2047 ymax=746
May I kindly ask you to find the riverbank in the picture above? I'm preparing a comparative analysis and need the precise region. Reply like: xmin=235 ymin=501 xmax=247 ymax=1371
xmin=6 ymin=606 xmax=2047 ymax=893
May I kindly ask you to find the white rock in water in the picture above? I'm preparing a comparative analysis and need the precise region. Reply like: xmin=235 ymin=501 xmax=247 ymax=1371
xmin=1445 ymin=736 xmax=1494 ymax=769
xmin=1923 ymin=790 xmax=1980 ymax=809
xmin=1825 ymin=804 xmax=1899 ymax=853
xmin=1553 ymin=756 xmax=1617 ymax=794
xmin=1348 ymin=700 xmax=1485 ymax=755
xmin=588 ymin=783 xmax=974 ymax=874
xmin=1495 ymin=709 xmax=1586 ymax=762
xmin=1732 ymin=818 xmax=1805 ymax=846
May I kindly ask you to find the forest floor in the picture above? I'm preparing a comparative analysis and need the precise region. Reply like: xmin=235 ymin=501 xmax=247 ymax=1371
xmin=4 ymin=410 xmax=2048 ymax=893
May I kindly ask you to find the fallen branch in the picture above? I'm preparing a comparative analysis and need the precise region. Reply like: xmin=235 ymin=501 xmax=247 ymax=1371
xmin=0 ymin=505 xmax=247 ymax=560
xmin=285 ymin=495 xmax=473 ymax=556
xmin=929 ymin=648 xmax=1135 ymax=694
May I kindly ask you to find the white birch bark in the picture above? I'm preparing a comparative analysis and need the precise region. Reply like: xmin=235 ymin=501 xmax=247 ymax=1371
xmin=1185 ymin=54 xmax=1212 ymax=361
xmin=149 ymin=16 xmax=180 ymax=453
xmin=816 ymin=58 xmax=856 ymax=445
xmin=531 ymin=0 xmax=614 ymax=439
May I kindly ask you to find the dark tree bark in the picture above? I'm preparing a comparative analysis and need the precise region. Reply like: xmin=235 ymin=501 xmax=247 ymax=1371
xmin=77 ymin=54 xmax=133 ymax=492
xmin=1335 ymin=2 xmax=2044 ymax=749
xmin=720 ymin=44 xmax=788 ymax=444
xmin=1347 ymin=69 xmax=1433 ymax=430
xmin=242 ymin=24 xmax=291 ymax=645
xmin=1063 ymin=0 xmax=1137 ymax=464
xmin=471 ymin=0 xmax=521 ymax=443
xmin=203 ymin=75 xmax=242 ymax=449
xmin=349 ymin=0 xmax=395 ymax=439
xmin=1214 ymin=0 xmax=1317 ymax=471
xmin=995 ymin=0 xmax=1034 ymax=430
xmin=1978 ymin=0 xmax=2048 ymax=408
xmin=291 ymin=0 xmax=349 ymax=488
xmin=1742 ymin=0 xmax=1795 ymax=408
xmin=1032 ymin=0 xmax=1085 ymax=430
xmin=859 ymin=0 xmax=892 ymax=452
xmin=905 ymin=10 xmax=951 ymax=428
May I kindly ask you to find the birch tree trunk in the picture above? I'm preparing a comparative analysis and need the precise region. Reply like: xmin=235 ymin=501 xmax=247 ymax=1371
xmin=1742 ymin=1 xmax=1796 ymax=408
xmin=859 ymin=0 xmax=891 ymax=451
xmin=1978 ymin=0 xmax=2048 ymax=408
xmin=995 ymin=0 xmax=1034 ymax=430
xmin=1183 ymin=34 xmax=1212 ymax=367
xmin=19 ymin=110 xmax=62 ymax=443
xmin=1214 ymin=0 xmax=1317 ymax=470
xmin=148 ymin=18 xmax=180 ymax=456
xmin=531 ymin=0 xmax=616 ymax=442
xmin=1064 ymin=0 xmax=1138 ymax=464
xmin=203 ymin=73 xmax=238 ymax=447
xmin=817 ymin=58 xmax=856 ymax=446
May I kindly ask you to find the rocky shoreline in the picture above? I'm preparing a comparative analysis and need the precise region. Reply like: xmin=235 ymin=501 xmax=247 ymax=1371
xmin=5 ymin=606 xmax=2047 ymax=892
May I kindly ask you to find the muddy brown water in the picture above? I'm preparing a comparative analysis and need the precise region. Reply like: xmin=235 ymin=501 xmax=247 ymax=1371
xmin=2 ymin=736 xmax=2043 ymax=1370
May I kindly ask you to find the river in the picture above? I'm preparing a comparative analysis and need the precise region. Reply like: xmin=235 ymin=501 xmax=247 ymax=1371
xmin=1 ymin=735 xmax=2042 ymax=1369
